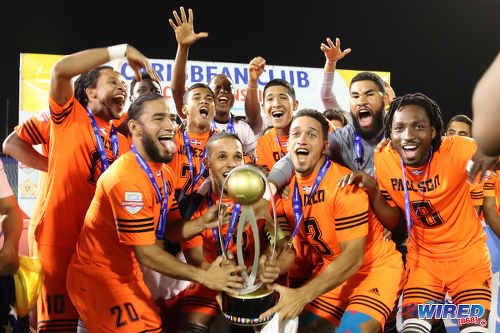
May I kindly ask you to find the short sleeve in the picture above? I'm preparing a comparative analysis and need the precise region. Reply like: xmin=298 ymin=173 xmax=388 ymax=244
xmin=106 ymin=179 xmax=157 ymax=246
xmin=0 ymin=161 xmax=13 ymax=199
xmin=15 ymin=111 xmax=51 ymax=146
xmin=483 ymin=174 xmax=497 ymax=198
xmin=470 ymin=183 xmax=484 ymax=205
xmin=49 ymin=94 xmax=76 ymax=125
xmin=333 ymin=186 xmax=369 ymax=242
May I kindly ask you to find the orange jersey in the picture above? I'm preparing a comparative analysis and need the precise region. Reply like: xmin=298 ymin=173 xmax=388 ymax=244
xmin=15 ymin=111 xmax=52 ymax=255
xmin=278 ymin=160 xmax=395 ymax=269
xmin=182 ymin=191 xmax=266 ymax=266
xmin=39 ymin=95 xmax=129 ymax=247
xmin=15 ymin=110 xmax=51 ymax=153
xmin=72 ymin=151 xmax=177 ymax=280
xmin=375 ymin=135 xmax=487 ymax=259
xmin=168 ymin=129 xmax=214 ymax=196
xmin=256 ymin=128 xmax=289 ymax=174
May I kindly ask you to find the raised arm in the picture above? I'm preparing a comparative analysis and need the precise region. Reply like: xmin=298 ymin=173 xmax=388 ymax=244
xmin=245 ymin=57 xmax=266 ymax=134
xmin=168 ymin=7 xmax=208 ymax=117
xmin=472 ymin=51 xmax=500 ymax=156
xmin=319 ymin=37 xmax=351 ymax=110
xmin=50 ymin=44 xmax=159 ymax=106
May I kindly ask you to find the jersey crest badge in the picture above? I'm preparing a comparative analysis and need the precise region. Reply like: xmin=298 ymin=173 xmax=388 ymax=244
xmin=121 ymin=191 xmax=144 ymax=214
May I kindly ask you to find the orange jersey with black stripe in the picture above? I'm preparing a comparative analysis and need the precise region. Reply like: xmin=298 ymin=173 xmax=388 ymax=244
xmin=39 ymin=95 xmax=129 ymax=247
xmin=482 ymin=173 xmax=499 ymax=214
xmin=168 ymin=129 xmax=214 ymax=197
xmin=278 ymin=160 xmax=394 ymax=269
xmin=15 ymin=110 xmax=52 ymax=230
xmin=73 ymin=151 xmax=177 ymax=280
xmin=15 ymin=110 xmax=51 ymax=154
xmin=256 ymin=128 xmax=288 ymax=174
xmin=375 ymin=135 xmax=487 ymax=259
xmin=181 ymin=192 xmax=266 ymax=266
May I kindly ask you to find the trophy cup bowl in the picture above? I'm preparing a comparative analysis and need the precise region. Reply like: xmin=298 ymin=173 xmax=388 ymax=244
xmin=226 ymin=167 xmax=266 ymax=205
xmin=218 ymin=165 xmax=278 ymax=326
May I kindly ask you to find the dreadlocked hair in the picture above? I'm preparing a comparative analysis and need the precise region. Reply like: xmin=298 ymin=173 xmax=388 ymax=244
xmin=74 ymin=66 xmax=113 ymax=108
xmin=384 ymin=92 xmax=443 ymax=152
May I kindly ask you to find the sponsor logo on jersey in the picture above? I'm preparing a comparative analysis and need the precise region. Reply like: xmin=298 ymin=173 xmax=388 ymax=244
xmin=121 ymin=191 xmax=144 ymax=214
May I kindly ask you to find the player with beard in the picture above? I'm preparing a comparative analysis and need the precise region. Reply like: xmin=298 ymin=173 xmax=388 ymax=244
xmin=266 ymin=38 xmax=412 ymax=333
xmin=340 ymin=93 xmax=494 ymax=333
xmin=34 ymin=44 xmax=160 ymax=332
xmin=260 ymin=109 xmax=403 ymax=333
xmin=66 ymin=94 xmax=244 ymax=332
xmin=168 ymin=7 xmax=257 ymax=159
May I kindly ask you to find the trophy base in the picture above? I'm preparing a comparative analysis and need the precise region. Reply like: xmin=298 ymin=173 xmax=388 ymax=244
xmin=221 ymin=286 xmax=277 ymax=326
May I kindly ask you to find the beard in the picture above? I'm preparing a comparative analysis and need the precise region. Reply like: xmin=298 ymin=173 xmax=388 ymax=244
xmin=351 ymin=109 xmax=385 ymax=140
xmin=142 ymin=132 xmax=174 ymax=163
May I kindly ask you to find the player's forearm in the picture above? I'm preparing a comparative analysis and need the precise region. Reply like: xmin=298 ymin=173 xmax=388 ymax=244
xmin=171 ymin=44 xmax=190 ymax=117
xmin=53 ymin=48 xmax=110 ymax=81
xmin=245 ymin=83 xmax=262 ymax=132
xmin=268 ymin=154 xmax=295 ymax=189
xmin=165 ymin=218 xmax=206 ymax=243
xmin=0 ymin=198 xmax=22 ymax=251
xmin=321 ymin=70 xmax=340 ymax=110
xmin=473 ymin=52 xmax=500 ymax=156
xmin=298 ymin=238 xmax=364 ymax=302
xmin=134 ymin=243 xmax=209 ymax=283
xmin=2 ymin=133 xmax=48 ymax=172
xmin=482 ymin=196 xmax=500 ymax=238
xmin=366 ymin=188 xmax=401 ymax=230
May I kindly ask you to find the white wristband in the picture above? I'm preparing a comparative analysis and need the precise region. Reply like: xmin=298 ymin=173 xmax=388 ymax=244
xmin=107 ymin=44 xmax=128 ymax=60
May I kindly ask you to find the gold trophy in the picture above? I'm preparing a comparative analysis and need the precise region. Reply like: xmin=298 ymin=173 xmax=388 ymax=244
xmin=218 ymin=165 xmax=278 ymax=326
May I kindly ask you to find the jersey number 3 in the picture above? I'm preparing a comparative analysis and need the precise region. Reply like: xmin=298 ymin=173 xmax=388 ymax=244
xmin=304 ymin=217 xmax=332 ymax=256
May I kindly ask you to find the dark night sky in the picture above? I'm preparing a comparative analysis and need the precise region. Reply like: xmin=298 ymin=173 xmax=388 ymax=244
xmin=4 ymin=1 xmax=500 ymax=142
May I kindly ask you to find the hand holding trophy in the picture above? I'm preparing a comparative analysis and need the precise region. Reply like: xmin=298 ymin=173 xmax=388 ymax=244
xmin=218 ymin=165 xmax=279 ymax=326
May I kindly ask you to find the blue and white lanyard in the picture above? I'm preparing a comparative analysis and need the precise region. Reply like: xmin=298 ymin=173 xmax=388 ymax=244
xmin=207 ymin=190 xmax=242 ymax=252
xmin=399 ymin=147 xmax=433 ymax=237
xmin=291 ymin=158 xmax=331 ymax=240
xmin=183 ymin=130 xmax=208 ymax=192
xmin=211 ymin=116 xmax=235 ymax=134
xmin=275 ymin=134 xmax=286 ymax=158
xmin=131 ymin=145 xmax=168 ymax=240
xmin=86 ymin=109 xmax=119 ymax=171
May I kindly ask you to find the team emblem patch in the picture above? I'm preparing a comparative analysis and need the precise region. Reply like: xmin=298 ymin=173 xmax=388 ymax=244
xmin=121 ymin=191 xmax=144 ymax=214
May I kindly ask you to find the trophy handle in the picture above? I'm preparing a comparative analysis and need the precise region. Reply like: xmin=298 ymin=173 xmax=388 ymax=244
xmin=216 ymin=165 xmax=279 ymax=295
xmin=236 ymin=206 xmax=261 ymax=293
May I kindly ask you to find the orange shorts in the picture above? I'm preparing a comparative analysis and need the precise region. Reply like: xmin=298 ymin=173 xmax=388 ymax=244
xmin=402 ymin=243 xmax=492 ymax=318
xmin=66 ymin=258 xmax=162 ymax=333
xmin=176 ymin=282 xmax=220 ymax=317
xmin=305 ymin=250 xmax=404 ymax=328
xmin=36 ymin=244 xmax=79 ymax=332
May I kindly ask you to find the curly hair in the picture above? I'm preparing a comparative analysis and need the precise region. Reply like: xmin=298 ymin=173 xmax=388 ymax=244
xmin=74 ymin=66 xmax=113 ymax=108
xmin=384 ymin=92 xmax=444 ymax=152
